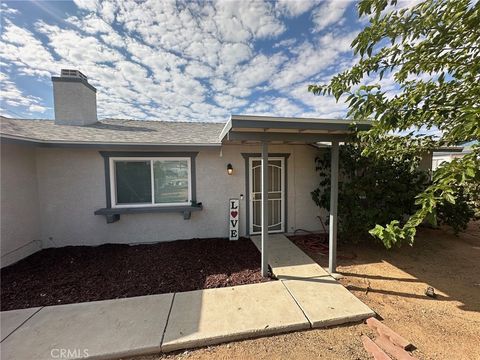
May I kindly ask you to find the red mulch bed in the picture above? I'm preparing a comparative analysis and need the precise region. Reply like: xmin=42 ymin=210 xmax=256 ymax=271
xmin=287 ymin=233 xmax=330 ymax=255
xmin=1 ymin=237 xmax=271 ymax=311
xmin=287 ymin=233 xmax=357 ymax=261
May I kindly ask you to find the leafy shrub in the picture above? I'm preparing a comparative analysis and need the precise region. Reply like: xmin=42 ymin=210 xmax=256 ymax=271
xmin=311 ymin=142 xmax=429 ymax=245
xmin=436 ymin=185 xmax=475 ymax=234
xmin=312 ymin=142 xmax=478 ymax=247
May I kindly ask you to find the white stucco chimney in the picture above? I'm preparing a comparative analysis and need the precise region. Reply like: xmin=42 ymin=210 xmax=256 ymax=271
xmin=52 ymin=69 xmax=97 ymax=126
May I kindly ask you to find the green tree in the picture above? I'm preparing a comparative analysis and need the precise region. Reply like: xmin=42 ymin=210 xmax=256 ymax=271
xmin=309 ymin=0 xmax=480 ymax=247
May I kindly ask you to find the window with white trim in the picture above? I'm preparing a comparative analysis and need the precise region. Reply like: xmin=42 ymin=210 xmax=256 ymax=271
xmin=110 ymin=157 xmax=192 ymax=208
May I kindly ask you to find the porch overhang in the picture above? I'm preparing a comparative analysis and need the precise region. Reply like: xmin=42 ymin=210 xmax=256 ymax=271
xmin=221 ymin=115 xmax=372 ymax=278
xmin=219 ymin=114 xmax=371 ymax=144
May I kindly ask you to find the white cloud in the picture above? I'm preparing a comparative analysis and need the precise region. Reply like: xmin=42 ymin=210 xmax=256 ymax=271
xmin=115 ymin=61 xmax=148 ymax=82
xmin=312 ymin=0 xmax=352 ymax=32
xmin=270 ymin=31 xmax=357 ymax=90
xmin=100 ymin=31 xmax=125 ymax=48
xmin=290 ymin=81 xmax=348 ymax=118
xmin=99 ymin=1 xmax=118 ymax=23
xmin=396 ymin=0 xmax=425 ymax=10
xmin=214 ymin=0 xmax=285 ymax=40
xmin=244 ymin=96 xmax=305 ymax=117
xmin=0 ymin=71 xmax=48 ymax=115
xmin=67 ymin=14 xmax=126 ymax=48
xmin=0 ymin=0 xmax=368 ymax=122
xmin=234 ymin=53 xmax=287 ymax=88
xmin=72 ymin=0 xmax=99 ymax=12
xmin=214 ymin=94 xmax=248 ymax=109
xmin=319 ymin=31 xmax=357 ymax=52
xmin=67 ymin=14 xmax=111 ymax=34
xmin=183 ymin=38 xmax=222 ymax=66
xmin=0 ymin=20 xmax=57 ymax=77
xmin=276 ymin=0 xmax=321 ymax=17
xmin=185 ymin=63 xmax=214 ymax=79
xmin=1 ymin=3 xmax=19 ymax=15
xmin=219 ymin=43 xmax=252 ymax=70
xmin=28 ymin=104 xmax=48 ymax=113
xmin=273 ymin=38 xmax=297 ymax=49
xmin=214 ymin=12 xmax=251 ymax=43
xmin=36 ymin=22 xmax=124 ymax=64
xmin=190 ymin=102 xmax=228 ymax=117
xmin=268 ymin=97 xmax=304 ymax=115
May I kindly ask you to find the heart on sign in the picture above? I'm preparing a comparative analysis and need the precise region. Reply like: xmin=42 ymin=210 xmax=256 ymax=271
xmin=230 ymin=210 xmax=238 ymax=218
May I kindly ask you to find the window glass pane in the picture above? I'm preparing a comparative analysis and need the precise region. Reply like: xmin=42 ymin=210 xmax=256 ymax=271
xmin=115 ymin=161 xmax=152 ymax=204
xmin=153 ymin=160 xmax=189 ymax=203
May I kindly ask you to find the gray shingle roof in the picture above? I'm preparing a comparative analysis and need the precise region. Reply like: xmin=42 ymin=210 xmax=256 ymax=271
xmin=0 ymin=117 xmax=225 ymax=145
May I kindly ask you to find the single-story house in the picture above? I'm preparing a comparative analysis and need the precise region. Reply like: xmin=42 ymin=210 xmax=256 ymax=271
xmin=1 ymin=69 xmax=372 ymax=275
xmin=431 ymin=141 xmax=476 ymax=170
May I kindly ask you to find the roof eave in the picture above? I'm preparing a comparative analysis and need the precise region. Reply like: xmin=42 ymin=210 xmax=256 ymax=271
xmin=0 ymin=134 xmax=222 ymax=149
xmin=220 ymin=114 xmax=371 ymax=144
xmin=433 ymin=146 xmax=464 ymax=153
xmin=230 ymin=114 xmax=372 ymax=125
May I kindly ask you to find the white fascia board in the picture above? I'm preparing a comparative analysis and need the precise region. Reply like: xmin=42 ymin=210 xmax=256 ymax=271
xmin=231 ymin=114 xmax=372 ymax=125
xmin=0 ymin=134 xmax=222 ymax=147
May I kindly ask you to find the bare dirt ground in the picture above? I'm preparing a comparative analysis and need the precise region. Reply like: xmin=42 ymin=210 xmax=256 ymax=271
xmin=126 ymin=222 xmax=480 ymax=360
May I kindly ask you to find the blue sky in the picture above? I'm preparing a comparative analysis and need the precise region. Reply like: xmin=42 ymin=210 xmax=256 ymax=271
xmin=0 ymin=0 xmax=407 ymax=122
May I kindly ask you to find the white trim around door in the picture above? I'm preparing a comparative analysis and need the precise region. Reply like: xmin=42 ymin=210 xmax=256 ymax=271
xmin=248 ymin=157 xmax=285 ymax=235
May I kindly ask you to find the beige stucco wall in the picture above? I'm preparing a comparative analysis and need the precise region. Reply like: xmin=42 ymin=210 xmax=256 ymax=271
xmin=52 ymin=80 xmax=97 ymax=126
xmin=0 ymin=142 xmax=42 ymax=267
xmin=1 ymin=140 xmax=439 ymax=264
xmin=32 ymin=144 xmax=322 ymax=247
xmin=0 ymin=141 xmax=323 ymax=259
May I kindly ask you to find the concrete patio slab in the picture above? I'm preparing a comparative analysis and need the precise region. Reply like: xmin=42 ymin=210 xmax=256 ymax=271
xmin=1 ymin=307 xmax=41 ymax=342
xmin=251 ymin=235 xmax=330 ymax=279
xmin=282 ymin=276 xmax=376 ymax=328
xmin=0 ymin=294 xmax=174 ymax=360
xmin=162 ymin=281 xmax=310 ymax=352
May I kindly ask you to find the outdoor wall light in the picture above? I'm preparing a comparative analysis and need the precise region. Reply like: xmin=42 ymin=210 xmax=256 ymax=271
xmin=227 ymin=163 xmax=233 ymax=175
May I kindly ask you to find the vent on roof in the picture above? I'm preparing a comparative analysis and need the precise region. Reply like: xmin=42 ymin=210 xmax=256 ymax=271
xmin=51 ymin=69 xmax=97 ymax=126
xmin=60 ymin=69 xmax=88 ymax=81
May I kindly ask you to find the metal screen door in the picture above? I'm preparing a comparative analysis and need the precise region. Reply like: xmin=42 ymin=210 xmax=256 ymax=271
xmin=249 ymin=157 xmax=285 ymax=234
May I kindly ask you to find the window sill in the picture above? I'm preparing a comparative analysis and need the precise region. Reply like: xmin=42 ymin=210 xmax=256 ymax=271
xmin=94 ymin=203 xmax=203 ymax=223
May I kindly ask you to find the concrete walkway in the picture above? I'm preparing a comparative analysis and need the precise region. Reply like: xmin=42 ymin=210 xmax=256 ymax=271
xmin=251 ymin=234 xmax=331 ymax=279
xmin=1 ymin=235 xmax=374 ymax=359
xmin=162 ymin=281 xmax=309 ymax=352
xmin=251 ymin=234 xmax=375 ymax=327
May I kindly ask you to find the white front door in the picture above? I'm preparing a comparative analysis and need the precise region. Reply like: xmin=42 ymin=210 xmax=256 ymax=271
xmin=249 ymin=157 xmax=285 ymax=234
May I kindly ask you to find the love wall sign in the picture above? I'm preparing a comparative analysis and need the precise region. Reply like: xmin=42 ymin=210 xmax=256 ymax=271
xmin=229 ymin=199 xmax=239 ymax=240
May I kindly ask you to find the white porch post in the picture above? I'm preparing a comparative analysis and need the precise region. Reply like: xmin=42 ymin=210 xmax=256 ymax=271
xmin=329 ymin=141 xmax=339 ymax=274
xmin=261 ymin=141 xmax=269 ymax=277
